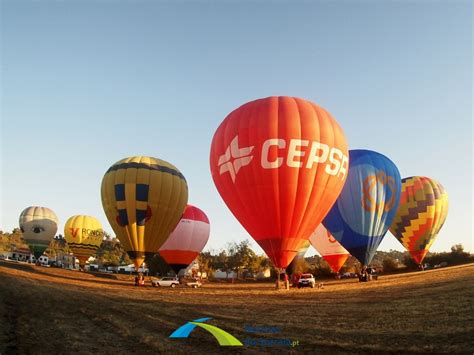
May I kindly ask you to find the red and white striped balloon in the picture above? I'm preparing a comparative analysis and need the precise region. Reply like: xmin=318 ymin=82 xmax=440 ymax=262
xmin=310 ymin=224 xmax=350 ymax=273
xmin=159 ymin=205 xmax=210 ymax=273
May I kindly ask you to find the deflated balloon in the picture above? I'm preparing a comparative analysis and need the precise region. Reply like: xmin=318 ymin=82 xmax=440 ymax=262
xmin=309 ymin=224 xmax=350 ymax=273
xmin=64 ymin=215 xmax=104 ymax=268
xmin=210 ymin=96 xmax=349 ymax=268
xmin=159 ymin=204 xmax=210 ymax=274
xmin=323 ymin=150 xmax=401 ymax=265
xmin=389 ymin=176 xmax=448 ymax=264
xmin=101 ymin=156 xmax=188 ymax=269
xmin=19 ymin=206 xmax=58 ymax=259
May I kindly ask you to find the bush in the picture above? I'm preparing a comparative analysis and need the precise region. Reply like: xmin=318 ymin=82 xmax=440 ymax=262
xmin=382 ymin=257 xmax=399 ymax=272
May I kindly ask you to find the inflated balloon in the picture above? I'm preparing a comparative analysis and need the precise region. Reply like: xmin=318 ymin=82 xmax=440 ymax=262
xmin=323 ymin=149 xmax=401 ymax=266
xmin=101 ymin=156 xmax=188 ymax=269
xmin=389 ymin=176 xmax=448 ymax=264
xmin=19 ymin=206 xmax=58 ymax=259
xmin=159 ymin=204 xmax=210 ymax=274
xmin=64 ymin=215 xmax=104 ymax=268
xmin=309 ymin=224 xmax=350 ymax=273
xmin=210 ymin=96 xmax=349 ymax=268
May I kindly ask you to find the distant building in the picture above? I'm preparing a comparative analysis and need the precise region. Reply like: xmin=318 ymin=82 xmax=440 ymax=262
xmin=117 ymin=264 xmax=149 ymax=274
xmin=212 ymin=270 xmax=237 ymax=279
xmin=10 ymin=248 xmax=33 ymax=262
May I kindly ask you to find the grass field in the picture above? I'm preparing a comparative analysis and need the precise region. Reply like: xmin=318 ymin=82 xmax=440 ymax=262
xmin=0 ymin=261 xmax=473 ymax=354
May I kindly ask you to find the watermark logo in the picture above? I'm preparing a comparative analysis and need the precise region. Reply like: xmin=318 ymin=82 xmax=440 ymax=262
xmin=243 ymin=325 xmax=300 ymax=347
xmin=169 ymin=317 xmax=243 ymax=346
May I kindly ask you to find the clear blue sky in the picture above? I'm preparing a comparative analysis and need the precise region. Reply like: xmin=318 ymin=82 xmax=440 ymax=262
xmin=1 ymin=1 xmax=472 ymax=256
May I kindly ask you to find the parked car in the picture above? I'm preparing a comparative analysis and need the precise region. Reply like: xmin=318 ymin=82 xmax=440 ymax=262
xmin=298 ymin=273 xmax=316 ymax=288
xmin=186 ymin=278 xmax=202 ymax=288
xmin=151 ymin=276 xmax=179 ymax=288
xmin=434 ymin=262 xmax=448 ymax=269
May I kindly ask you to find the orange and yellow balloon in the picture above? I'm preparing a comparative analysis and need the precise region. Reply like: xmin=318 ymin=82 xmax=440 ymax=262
xmin=389 ymin=176 xmax=448 ymax=264
xmin=101 ymin=156 xmax=188 ymax=269
xmin=64 ymin=215 xmax=103 ymax=268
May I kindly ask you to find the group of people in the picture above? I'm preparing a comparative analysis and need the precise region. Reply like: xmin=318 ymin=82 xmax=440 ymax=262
xmin=134 ymin=273 xmax=146 ymax=286
xmin=359 ymin=266 xmax=378 ymax=282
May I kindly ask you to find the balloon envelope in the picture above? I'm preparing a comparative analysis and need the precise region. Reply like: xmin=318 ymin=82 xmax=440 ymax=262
xmin=389 ymin=176 xmax=448 ymax=264
xmin=101 ymin=156 xmax=188 ymax=269
xmin=210 ymin=96 xmax=349 ymax=268
xmin=159 ymin=204 xmax=210 ymax=274
xmin=309 ymin=224 xmax=350 ymax=273
xmin=323 ymin=150 xmax=401 ymax=265
xmin=64 ymin=215 xmax=104 ymax=267
xmin=19 ymin=206 xmax=58 ymax=259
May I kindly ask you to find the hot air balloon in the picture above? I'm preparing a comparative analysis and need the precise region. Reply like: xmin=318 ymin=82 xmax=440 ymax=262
xmin=309 ymin=224 xmax=350 ymax=273
xmin=101 ymin=156 xmax=188 ymax=269
xmin=210 ymin=96 xmax=349 ymax=270
xmin=19 ymin=206 xmax=58 ymax=260
xmin=64 ymin=215 xmax=104 ymax=269
xmin=159 ymin=204 xmax=210 ymax=274
xmin=323 ymin=149 xmax=401 ymax=266
xmin=389 ymin=176 xmax=448 ymax=265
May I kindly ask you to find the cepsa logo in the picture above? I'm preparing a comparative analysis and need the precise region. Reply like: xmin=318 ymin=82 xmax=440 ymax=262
xmin=218 ymin=135 xmax=348 ymax=183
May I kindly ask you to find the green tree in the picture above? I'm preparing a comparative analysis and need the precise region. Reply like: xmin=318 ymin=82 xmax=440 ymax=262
xmin=147 ymin=253 xmax=171 ymax=276
xmin=382 ymin=257 xmax=399 ymax=272
xmin=197 ymin=251 xmax=213 ymax=279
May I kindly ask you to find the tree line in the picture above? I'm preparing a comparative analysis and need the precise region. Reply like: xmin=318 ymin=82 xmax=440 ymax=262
xmin=0 ymin=229 xmax=472 ymax=278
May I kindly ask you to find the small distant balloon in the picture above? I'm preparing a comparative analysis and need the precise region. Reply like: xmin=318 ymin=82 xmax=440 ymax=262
xmin=19 ymin=206 xmax=58 ymax=259
xmin=64 ymin=215 xmax=104 ymax=268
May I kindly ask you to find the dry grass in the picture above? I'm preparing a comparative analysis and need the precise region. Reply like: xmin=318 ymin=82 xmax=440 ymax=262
xmin=0 ymin=261 xmax=473 ymax=354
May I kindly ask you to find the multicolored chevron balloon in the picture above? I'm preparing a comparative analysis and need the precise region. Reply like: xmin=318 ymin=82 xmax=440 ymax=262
xmin=389 ymin=176 xmax=449 ymax=264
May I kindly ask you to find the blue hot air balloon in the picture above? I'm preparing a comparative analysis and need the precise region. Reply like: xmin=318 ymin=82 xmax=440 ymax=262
xmin=323 ymin=149 xmax=401 ymax=265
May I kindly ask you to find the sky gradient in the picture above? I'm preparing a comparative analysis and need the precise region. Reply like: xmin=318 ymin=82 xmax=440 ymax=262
xmin=1 ymin=0 xmax=472 ymax=256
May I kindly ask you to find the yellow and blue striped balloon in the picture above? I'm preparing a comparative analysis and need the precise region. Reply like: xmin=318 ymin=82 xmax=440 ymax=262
xmin=101 ymin=156 xmax=188 ymax=269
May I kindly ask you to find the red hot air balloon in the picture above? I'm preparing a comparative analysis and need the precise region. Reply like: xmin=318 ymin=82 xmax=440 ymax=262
xmin=210 ymin=96 xmax=349 ymax=269
xmin=159 ymin=205 xmax=210 ymax=274
xmin=309 ymin=224 xmax=350 ymax=273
